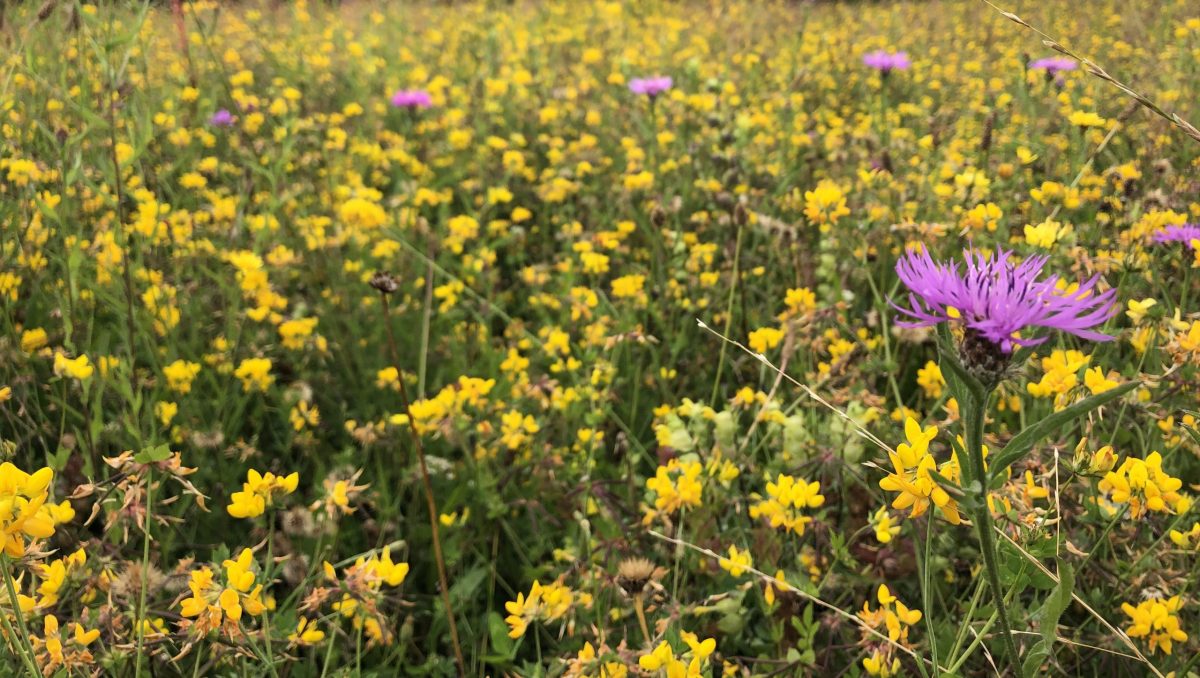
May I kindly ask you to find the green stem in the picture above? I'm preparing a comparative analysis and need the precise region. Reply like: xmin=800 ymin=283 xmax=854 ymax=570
xmin=946 ymin=576 xmax=986 ymax=663
xmin=709 ymin=221 xmax=745 ymax=407
xmin=0 ymin=556 xmax=39 ymax=677
xmin=134 ymin=467 xmax=153 ymax=678
xmin=1075 ymin=505 xmax=1127 ymax=574
xmin=261 ymin=518 xmax=279 ymax=678
xmin=920 ymin=516 xmax=940 ymax=677
xmin=965 ymin=393 xmax=1023 ymax=677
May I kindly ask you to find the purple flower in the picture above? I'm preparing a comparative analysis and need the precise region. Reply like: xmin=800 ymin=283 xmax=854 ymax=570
xmin=1029 ymin=57 xmax=1077 ymax=74
xmin=892 ymin=247 xmax=1116 ymax=352
xmin=390 ymin=89 xmax=433 ymax=109
xmin=628 ymin=76 xmax=673 ymax=97
xmin=1152 ymin=224 xmax=1200 ymax=248
xmin=862 ymin=50 xmax=911 ymax=73
xmin=209 ymin=109 xmax=235 ymax=127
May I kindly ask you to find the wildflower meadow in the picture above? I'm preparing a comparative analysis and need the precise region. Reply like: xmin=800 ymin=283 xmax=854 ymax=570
xmin=2 ymin=0 xmax=1200 ymax=675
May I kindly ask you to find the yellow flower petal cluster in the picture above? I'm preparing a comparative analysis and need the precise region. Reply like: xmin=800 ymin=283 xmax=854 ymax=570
xmin=503 ymin=579 xmax=576 ymax=639
xmin=227 ymin=469 xmax=300 ymax=518
xmin=1098 ymin=452 xmax=1188 ymax=518
xmin=1122 ymin=595 xmax=1188 ymax=655
xmin=749 ymin=473 xmax=824 ymax=535
xmin=179 ymin=548 xmax=268 ymax=633
xmin=878 ymin=418 xmax=961 ymax=525
xmin=0 ymin=462 xmax=58 ymax=557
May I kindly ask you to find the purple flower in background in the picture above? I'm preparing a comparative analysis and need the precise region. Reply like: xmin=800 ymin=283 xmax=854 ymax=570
xmin=390 ymin=89 xmax=433 ymax=109
xmin=1152 ymin=224 xmax=1200 ymax=248
xmin=892 ymin=247 xmax=1116 ymax=353
xmin=628 ymin=76 xmax=673 ymax=97
xmin=862 ymin=50 xmax=911 ymax=73
xmin=209 ymin=109 xmax=235 ymax=127
xmin=1029 ymin=57 xmax=1077 ymax=74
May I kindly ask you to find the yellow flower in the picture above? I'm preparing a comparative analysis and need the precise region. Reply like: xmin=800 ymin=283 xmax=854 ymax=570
xmin=747 ymin=326 xmax=784 ymax=353
xmin=53 ymin=353 xmax=94 ymax=380
xmin=226 ymin=469 xmax=300 ymax=519
xmin=180 ymin=549 xmax=268 ymax=629
xmin=1169 ymin=522 xmax=1200 ymax=550
xmin=879 ymin=418 xmax=961 ymax=525
xmin=1023 ymin=219 xmax=1069 ymax=248
xmin=718 ymin=545 xmax=752 ymax=577
xmin=20 ymin=328 xmax=48 ymax=354
xmin=289 ymin=401 xmax=320 ymax=431
xmin=1083 ymin=366 xmax=1118 ymax=395
xmin=871 ymin=506 xmax=901 ymax=543
xmin=803 ymin=180 xmax=850 ymax=231
xmin=163 ymin=360 xmax=201 ymax=394
xmin=1122 ymin=595 xmax=1188 ymax=655
xmin=0 ymin=462 xmax=57 ymax=557
xmin=233 ymin=358 xmax=273 ymax=392
xmin=288 ymin=617 xmax=326 ymax=645
xmin=1068 ymin=110 xmax=1107 ymax=127
xmin=611 ymin=274 xmax=646 ymax=299
xmin=916 ymin=361 xmax=944 ymax=398
xmin=645 ymin=460 xmax=703 ymax=517
xmin=1098 ymin=452 xmax=1187 ymax=518
xmin=1125 ymin=298 xmax=1157 ymax=324
xmin=749 ymin=473 xmax=824 ymax=535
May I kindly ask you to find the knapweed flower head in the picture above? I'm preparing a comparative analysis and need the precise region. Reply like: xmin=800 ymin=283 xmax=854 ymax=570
xmin=878 ymin=418 xmax=962 ymax=525
xmin=1029 ymin=56 xmax=1077 ymax=74
xmin=1151 ymin=223 xmax=1200 ymax=248
xmin=862 ymin=50 xmax=911 ymax=72
xmin=628 ymin=75 xmax=673 ymax=97
xmin=227 ymin=469 xmax=299 ymax=518
xmin=208 ymin=109 xmax=235 ymax=127
xmin=893 ymin=246 xmax=1117 ymax=354
xmin=389 ymin=89 xmax=433 ymax=109
xmin=1122 ymin=594 xmax=1188 ymax=655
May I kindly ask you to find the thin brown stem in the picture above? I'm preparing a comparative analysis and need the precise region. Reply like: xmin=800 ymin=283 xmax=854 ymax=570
xmin=377 ymin=290 xmax=466 ymax=676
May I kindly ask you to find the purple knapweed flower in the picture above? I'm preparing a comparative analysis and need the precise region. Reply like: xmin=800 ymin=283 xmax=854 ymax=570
xmin=209 ymin=109 xmax=235 ymax=127
xmin=1029 ymin=57 xmax=1077 ymax=74
xmin=1151 ymin=224 xmax=1200 ymax=249
xmin=893 ymin=247 xmax=1116 ymax=353
xmin=628 ymin=76 xmax=673 ymax=97
xmin=390 ymin=89 xmax=433 ymax=109
xmin=862 ymin=50 xmax=911 ymax=73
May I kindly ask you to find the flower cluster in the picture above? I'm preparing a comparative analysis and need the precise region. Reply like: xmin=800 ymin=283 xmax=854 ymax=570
xmin=749 ymin=473 xmax=825 ymax=535
xmin=878 ymin=418 xmax=962 ymax=525
xmin=227 ymin=469 xmax=300 ymax=518
xmin=1122 ymin=594 xmax=1188 ymax=655
xmin=1098 ymin=452 xmax=1189 ymax=518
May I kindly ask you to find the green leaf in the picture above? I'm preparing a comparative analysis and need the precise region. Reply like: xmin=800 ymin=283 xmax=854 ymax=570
xmin=989 ymin=381 xmax=1139 ymax=486
xmin=1021 ymin=560 xmax=1075 ymax=676
xmin=485 ymin=612 xmax=515 ymax=663
xmin=936 ymin=325 xmax=979 ymax=410
xmin=133 ymin=444 xmax=172 ymax=464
